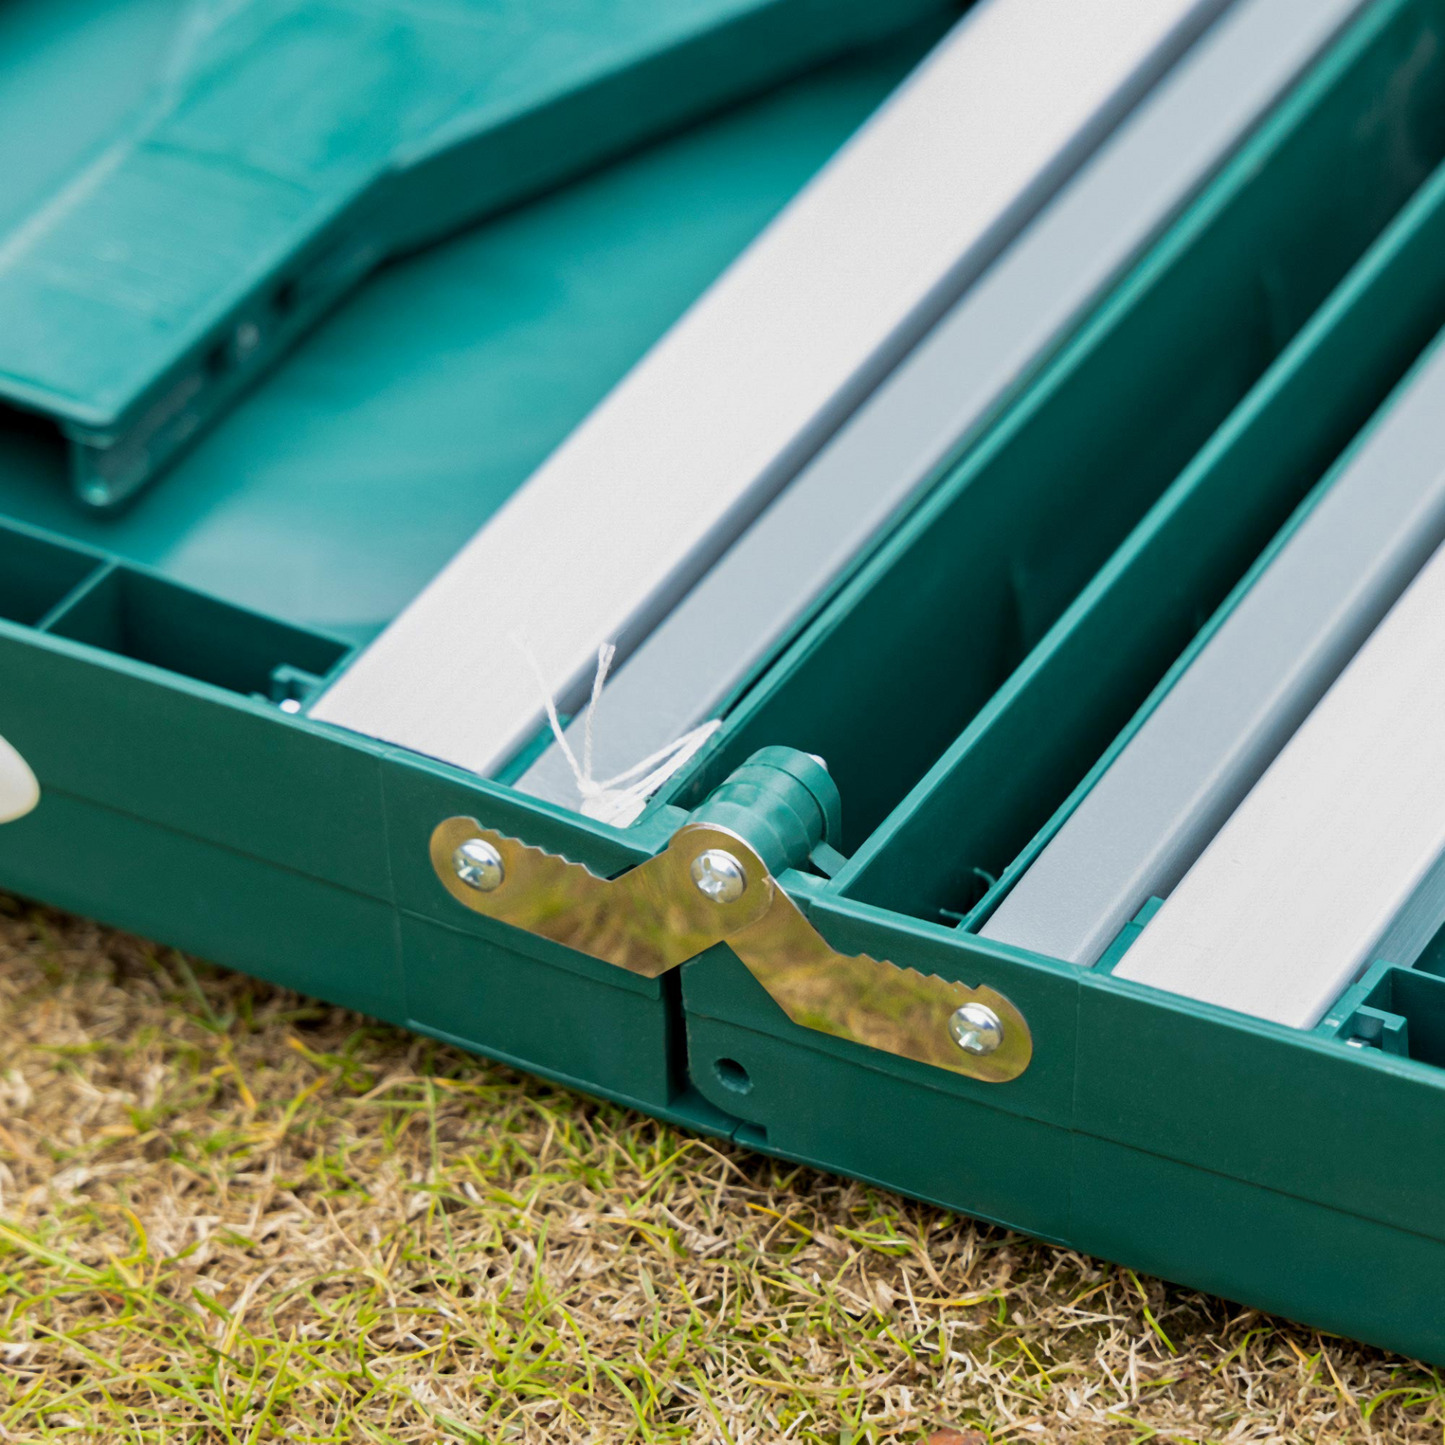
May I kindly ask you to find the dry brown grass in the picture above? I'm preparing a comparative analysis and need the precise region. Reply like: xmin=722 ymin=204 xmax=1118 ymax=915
xmin=1 ymin=896 xmax=1442 ymax=1443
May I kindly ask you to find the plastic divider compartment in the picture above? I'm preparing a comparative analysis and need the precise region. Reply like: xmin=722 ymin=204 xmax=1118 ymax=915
xmin=1323 ymin=923 xmax=1445 ymax=1065
xmin=674 ymin=0 xmax=1445 ymax=909
xmin=0 ymin=522 xmax=102 ymax=629
xmin=41 ymin=566 xmax=350 ymax=698
xmin=1334 ymin=965 xmax=1445 ymax=1068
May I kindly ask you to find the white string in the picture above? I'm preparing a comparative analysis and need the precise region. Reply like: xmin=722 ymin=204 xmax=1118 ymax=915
xmin=512 ymin=636 xmax=720 ymax=826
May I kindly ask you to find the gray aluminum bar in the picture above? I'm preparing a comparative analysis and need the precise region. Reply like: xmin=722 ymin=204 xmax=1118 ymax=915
xmin=984 ymin=335 xmax=1445 ymax=968
xmin=1114 ymin=529 xmax=1445 ymax=1030
xmin=518 ymin=0 xmax=1367 ymax=810
xmin=310 ymin=0 xmax=1233 ymax=777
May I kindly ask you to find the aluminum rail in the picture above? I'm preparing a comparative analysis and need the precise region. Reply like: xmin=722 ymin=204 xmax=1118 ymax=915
xmin=1113 ymin=524 xmax=1445 ymax=1029
xmin=517 ymin=0 xmax=1371 ymax=811
xmin=311 ymin=0 xmax=1236 ymax=780
xmin=985 ymin=333 xmax=1445 ymax=972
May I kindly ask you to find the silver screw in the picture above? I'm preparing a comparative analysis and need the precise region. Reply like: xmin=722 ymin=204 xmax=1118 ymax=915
xmin=949 ymin=1002 xmax=1004 ymax=1056
xmin=690 ymin=849 xmax=747 ymax=904
xmin=452 ymin=838 xmax=505 ymax=892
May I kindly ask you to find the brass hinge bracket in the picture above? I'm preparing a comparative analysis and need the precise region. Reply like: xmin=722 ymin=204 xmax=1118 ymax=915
xmin=430 ymin=817 xmax=1031 ymax=1083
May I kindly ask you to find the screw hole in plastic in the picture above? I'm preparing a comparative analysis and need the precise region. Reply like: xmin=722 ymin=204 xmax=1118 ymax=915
xmin=713 ymin=1057 xmax=752 ymax=1095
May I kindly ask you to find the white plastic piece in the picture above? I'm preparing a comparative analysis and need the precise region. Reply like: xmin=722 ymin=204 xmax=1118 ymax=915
xmin=0 ymin=734 xmax=39 ymax=824
xmin=1114 ymin=534 xmax=1445 ymax=1029
xmin=310 ymin=0 xmax=1232 ymax=777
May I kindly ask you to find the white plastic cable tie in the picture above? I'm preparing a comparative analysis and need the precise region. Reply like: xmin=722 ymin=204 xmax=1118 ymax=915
xmin=512 ymin=635 xmax=720 ymax=827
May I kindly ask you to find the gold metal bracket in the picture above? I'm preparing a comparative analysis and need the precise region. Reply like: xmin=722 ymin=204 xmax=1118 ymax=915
xmin=430 ymin=817 xmax=1032 ymax=1082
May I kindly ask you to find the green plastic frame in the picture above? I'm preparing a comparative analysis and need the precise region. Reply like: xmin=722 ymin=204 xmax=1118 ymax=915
xmin=4 ymin=0 xmax=1445 ymax=1368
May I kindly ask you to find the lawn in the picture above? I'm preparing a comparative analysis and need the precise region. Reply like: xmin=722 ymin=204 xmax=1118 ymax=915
xmin=0 ymin=896 xmax=1440 ymax=1442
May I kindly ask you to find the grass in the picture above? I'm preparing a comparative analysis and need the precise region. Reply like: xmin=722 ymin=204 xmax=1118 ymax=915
xmin=2 ymin=896 xmax=1443 ymax=1442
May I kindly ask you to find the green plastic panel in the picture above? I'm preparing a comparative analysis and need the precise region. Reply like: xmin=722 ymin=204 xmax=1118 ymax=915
xmin=0 ymin=786 xmax=404 ymax=1025
xmin=0 ymin=605 xmax=692 ymax=1107
xmin=1070 ymin=1141 xmax=1445 ymax=1368
xmin=0 ymin=0 xmax=949 ymax=506
xmin=0 ymin=0 xmax=185 ymax=240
